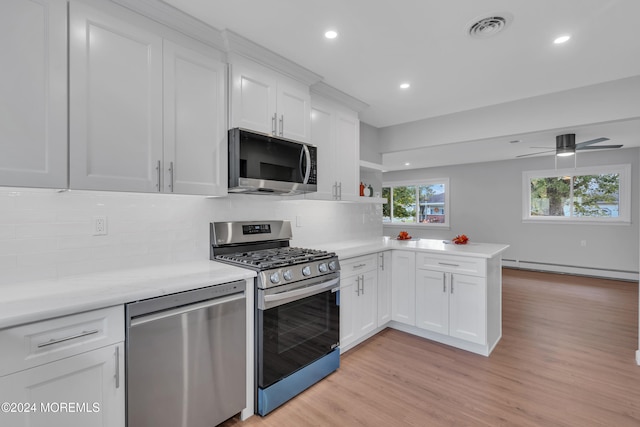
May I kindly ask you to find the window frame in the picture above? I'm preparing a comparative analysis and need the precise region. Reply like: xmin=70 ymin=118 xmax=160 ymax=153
xmin=382 ymin=178 xmax=450 ymax=228
xmin=522 ymin=164 xmax=631 ymax=224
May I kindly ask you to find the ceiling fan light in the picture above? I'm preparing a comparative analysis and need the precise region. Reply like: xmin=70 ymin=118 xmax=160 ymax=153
xmin=556 ymin=151 xmax=575 ymax=157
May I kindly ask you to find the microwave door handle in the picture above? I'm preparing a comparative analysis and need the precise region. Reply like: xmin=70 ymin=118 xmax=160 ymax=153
xmin=300 ymin=145 xmax=311 ymax=184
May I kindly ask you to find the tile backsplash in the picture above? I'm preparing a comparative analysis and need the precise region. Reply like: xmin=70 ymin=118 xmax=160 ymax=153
xmin=0 ymin=188 xmax=381 ymax=285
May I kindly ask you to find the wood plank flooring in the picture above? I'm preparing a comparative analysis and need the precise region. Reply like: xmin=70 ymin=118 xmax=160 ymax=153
xmin=222 ymin=268 xmax=640 ymax=427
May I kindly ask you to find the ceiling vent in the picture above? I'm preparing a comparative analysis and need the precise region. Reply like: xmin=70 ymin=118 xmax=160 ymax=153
xmin=468 ymin=14 xmax=511 ymax=39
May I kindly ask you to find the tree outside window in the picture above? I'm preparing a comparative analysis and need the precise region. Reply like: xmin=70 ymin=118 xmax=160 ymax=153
xmin=383 ymin=179 xmax=449 ymax=226
xmin=524 ymin=165 xmax=629 ymax=223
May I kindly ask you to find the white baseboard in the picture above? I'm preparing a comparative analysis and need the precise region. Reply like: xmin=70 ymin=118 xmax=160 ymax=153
xmin=502 ymin=259 xmax=639 ymax=282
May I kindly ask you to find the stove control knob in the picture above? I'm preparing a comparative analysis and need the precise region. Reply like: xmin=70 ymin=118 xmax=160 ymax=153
xmin=318 ymin=263 xmax=328 ymax=273
xmin=283 ymin=269 xmax=293 ymax=281
xmin=270 ymin=272 xmax=280 ymax=284
xmin=302 ymin=266 xmax=312 ymax=276
xmin=328 ymin=260 xmax=337 ymax=271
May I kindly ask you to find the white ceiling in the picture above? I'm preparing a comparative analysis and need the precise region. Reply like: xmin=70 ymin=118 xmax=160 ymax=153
xmin=163 ymin=0 xmax=640 ymax=165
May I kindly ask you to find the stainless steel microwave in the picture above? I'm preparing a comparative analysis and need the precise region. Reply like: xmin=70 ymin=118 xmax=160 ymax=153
xmin=228 ymin=128 xmax=317 ymax=195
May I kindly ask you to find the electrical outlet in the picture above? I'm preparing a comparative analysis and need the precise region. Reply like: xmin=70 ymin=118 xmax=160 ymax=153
xmin=93 ymin=216 xmax=107 ymax=236
xmin=296 ymin=215 xmax=303 ymax=227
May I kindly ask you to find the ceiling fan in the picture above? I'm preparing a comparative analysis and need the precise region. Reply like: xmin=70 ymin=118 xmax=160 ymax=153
xmin=516 ymin=134 xmax=623 ymax=158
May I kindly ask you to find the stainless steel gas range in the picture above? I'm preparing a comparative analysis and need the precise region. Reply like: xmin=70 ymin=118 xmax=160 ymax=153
xmin=210 ymin=220 xmax=340 ymax=416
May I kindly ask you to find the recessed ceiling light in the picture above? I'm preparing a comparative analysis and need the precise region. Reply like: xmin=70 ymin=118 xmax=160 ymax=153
xmin=324 ymin=30 xmax=338 ymax=39
xmin=553 ymin=35 xmax=571 ymax=44
xmin=400 ymin=83 xmax=411 ymax=89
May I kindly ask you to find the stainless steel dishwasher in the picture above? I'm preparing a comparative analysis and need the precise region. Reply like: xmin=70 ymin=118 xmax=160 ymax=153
xmin=125 ymin=280 xmax=246 ymax=427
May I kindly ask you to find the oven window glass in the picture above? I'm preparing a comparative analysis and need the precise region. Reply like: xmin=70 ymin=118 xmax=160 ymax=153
xmin=258 ymin=289 xmax=339 ymax=388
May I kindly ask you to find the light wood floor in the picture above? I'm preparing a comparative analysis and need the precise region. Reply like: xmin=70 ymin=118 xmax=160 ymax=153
xmin=222 ymin=269 xmax=640 ymax=426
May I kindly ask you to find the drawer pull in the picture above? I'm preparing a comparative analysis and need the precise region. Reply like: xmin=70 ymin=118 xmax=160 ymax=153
xmin=438 ymin=262 xmax=460 ymax=267
xmin=37 ymin=329 xmax=100 ymax=348
xmin=353 ymin=263 xmax=367 ymax=269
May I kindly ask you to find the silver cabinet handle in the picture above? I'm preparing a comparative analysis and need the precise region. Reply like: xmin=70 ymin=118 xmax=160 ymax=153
xmin=451 ymin=274 xmax=454 ymax=294
xmin=272 ymin=113 xmax=277 ymax=135
xmin=438 ymin=262 xmax=460 ymax=267
xmin=168 ymin=161 xmax=174 ymax=192
xmin=443 ymin=272 xmax=446 ymax=293
xmin=37 ymin=329 xmax=100 ymax=348
xmin=380 ymin=253 xmax=385 ymax=270
xmin=156 ymin=160 xmax=161 ymax=191
xmin=353 ymin=263 xmax=367 ymax=269
xmin=279 ymin=115 xmax=284 ymax=136
xmin=355 ymin=276 xmax=360 ymax=296
xmin=338 ymin=182 xmax=342 ymax=199
xmin=360 ymin=275 xmax=365 ymax=294
xmin=115 ymin=345 xmax=120 ymax=389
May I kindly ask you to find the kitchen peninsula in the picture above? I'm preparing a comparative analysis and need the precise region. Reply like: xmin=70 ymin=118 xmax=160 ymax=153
xmin=318 ymin=237 xmax=509 ymax=356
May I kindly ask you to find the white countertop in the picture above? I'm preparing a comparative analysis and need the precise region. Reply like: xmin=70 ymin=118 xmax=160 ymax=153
xmin=0 ymin=237 xmax=508 ymax=330
xmin=315 ymin=237 xmax=510 ymax=260
xmin=0 ymin=261 xmax=255 ymax=330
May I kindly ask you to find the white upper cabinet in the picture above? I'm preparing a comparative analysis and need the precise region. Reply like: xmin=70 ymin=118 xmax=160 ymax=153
xmin=163 ymin=41 xmax=227 ymax=196
xmin=69 ymin=2 xmax=227 ymax=195
xmin=69 ymin=2 xmax=163 ymax=192
xmin=310 ymin=94 xmax=360 ymax=200
xmin=0 ymin=0 xmax=67 ymax=189
xmin=230 ymin=58 xmax=311 ymax=142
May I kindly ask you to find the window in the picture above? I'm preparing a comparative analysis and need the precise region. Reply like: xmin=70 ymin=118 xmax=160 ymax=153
xmin=382 ymin=179 xmax=449 ymax=227
xmin=522 ymin=164 xmax=630 ymax=223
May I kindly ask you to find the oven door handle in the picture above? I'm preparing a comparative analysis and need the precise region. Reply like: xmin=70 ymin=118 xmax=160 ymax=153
xmin=260 ymin=277 xmax=339 ymax=310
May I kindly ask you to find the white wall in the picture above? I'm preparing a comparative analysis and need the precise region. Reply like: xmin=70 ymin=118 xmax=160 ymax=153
xmin=0 ymin=188 xmax=381 ymax=286
xmin=383 ymin=148 xmax=639 ymax=279
xmin=378 ymin=76 xmax=640 ymax=153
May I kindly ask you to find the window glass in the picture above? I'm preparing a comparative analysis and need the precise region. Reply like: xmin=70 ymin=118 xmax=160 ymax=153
xmin=382 ymin=179 xmax=449 ymax=226
xmin=523 ymin=165 xmax=629 ymax=223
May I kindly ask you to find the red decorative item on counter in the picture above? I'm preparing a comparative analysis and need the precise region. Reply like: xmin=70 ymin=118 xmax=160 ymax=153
xmin=359 ymin=182 xmax=365 ymax=197
xmin=397 ymin=231 xmax=412 ymax=240
xmin=452 ymin=234 xmax=469 ymax=244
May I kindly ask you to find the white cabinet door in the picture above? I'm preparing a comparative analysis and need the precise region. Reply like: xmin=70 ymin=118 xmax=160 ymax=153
xmin=339 ymin=273 xmax=357 ymax=349
xmin=449 ymin=273 xmax=487 ymax=345
xmin=277 ymin=80 xmax=311 ymax=142
xmin=230 ymin=61 xmax=277 ymax=135
xmin=163 ymin=41 xmax=227 ymax=196
xmin=0 ymin=0 xmax=67 ymax=189
xmin=377 ymin=251 xmax=392 ymax=326
xmin=310 ymin=97 xmax=337 ymax=198
xmin=391 ymin=251 xmax=416 ymax=325
xmin=0 ymin=343 xmax=125 ymax=427
xmin=358 ymin=270 xmax=378 ymax=337
xmin=335 ymin=110 xmax=360 ymax=199
xmin=69 ymin=2 xmax=163 ymax=192
xmin=309 ymin=95 xmax=360 ymax=200
xmin=415 ymin=269 xmax=449 ymax=335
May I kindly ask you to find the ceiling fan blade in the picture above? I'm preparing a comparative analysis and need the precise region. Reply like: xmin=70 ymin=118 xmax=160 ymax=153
xmin=516 ymin=150 xmax=555 ymax=158
xmin=575 ymin=137 xmax=609 ymax=148
xmin=576 ymin=144 xmax=623 ymax=150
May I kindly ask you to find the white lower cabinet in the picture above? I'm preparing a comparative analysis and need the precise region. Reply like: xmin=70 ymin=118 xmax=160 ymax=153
xmin=416 ymin=270 xmax=487 ymax=345
xmin=0 ymin=306 xmax=125 ymax=426
xmin=340 ymin=254 xmax=378 ymax=351
xmin=391 ymin=251 xmax=416 ymax=325
xmin=377 ymin=251 xmax=392 ymax=326
xmin=0 ymin=344 xmax=124 ymax=427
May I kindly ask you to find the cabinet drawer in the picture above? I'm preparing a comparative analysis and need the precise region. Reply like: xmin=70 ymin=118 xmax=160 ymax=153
xmin=416 ymin=253 xmax=486 ymax=277
xmin=340 ymin=254 xmax=378 ymax=276
xmin=0 ymin=305 xmax=124 ymax=377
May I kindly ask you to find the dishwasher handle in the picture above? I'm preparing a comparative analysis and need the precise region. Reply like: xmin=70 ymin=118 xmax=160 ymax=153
xmin=130 ymin=292 xmax=245 ymax=327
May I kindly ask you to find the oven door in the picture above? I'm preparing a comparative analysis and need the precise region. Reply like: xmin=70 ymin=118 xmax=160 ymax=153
xmin=257 ymin=273 xmax=339 ymax=389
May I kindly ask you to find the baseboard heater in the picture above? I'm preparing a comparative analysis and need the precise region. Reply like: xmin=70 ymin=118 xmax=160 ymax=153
xmin=502 ymin=259 xmax=638 ymax=282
